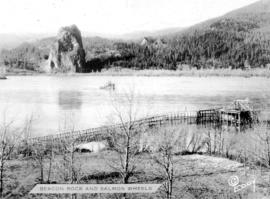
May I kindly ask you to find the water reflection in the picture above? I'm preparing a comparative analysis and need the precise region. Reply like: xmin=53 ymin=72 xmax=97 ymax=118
xmin=58 ymin=90 xmax=82 ymax=110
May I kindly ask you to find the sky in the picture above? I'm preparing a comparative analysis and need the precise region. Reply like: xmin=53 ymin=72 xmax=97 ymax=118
xmin=0 ymin=0 xmax=259 ymax=35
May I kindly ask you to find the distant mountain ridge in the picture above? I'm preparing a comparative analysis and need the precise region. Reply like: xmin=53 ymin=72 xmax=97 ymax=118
xmin=171 ymin=0 xmax=270 ymax=35
xmin=0 ymin=33 xmax=54 ymax=50
xmin=0 ymin=27 xmax=184 ymax=50
xmin=118 ymin=27 xmax=185 ymax=40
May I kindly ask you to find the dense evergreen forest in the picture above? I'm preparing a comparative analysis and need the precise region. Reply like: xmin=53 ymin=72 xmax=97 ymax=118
xmin=1 ymin=0 xmax=270 ymax=72
xmin=112 ymin=17 xmax=270 ymax=70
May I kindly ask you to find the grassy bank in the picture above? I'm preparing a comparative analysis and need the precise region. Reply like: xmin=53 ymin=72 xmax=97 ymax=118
xmin=3 ymin=124 xmax=270 ymax=199
xmin=5 ymin=67 xmax=270 ymax=77
xmin=5 ymin=152 xmax=270 ymax=199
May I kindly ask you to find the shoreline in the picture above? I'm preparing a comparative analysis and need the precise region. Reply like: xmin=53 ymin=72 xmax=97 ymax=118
xmin=5 ymin=68 xmax=270 ymax=78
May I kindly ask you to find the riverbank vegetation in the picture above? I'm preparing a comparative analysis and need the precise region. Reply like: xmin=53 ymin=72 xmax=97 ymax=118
xmin=4 ymin=67 xmax=270 ymax=78
xmin=94 ymin=68 xmax=270 ymax=77
xmin=2 ymin=123 xmax=270 ymax=199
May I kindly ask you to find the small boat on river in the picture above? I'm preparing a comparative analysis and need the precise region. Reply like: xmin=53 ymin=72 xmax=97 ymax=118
xmin=100 ymin=81 xmax=115 ymax=90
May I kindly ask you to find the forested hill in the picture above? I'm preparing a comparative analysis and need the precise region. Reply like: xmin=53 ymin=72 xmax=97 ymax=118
xmin=114 ymin=0 xmax=270 ymax=70
xmin=1 ymin=0 xmax=270 ymax=72
xmin=117 ymin=0 xmax=270 ymax=70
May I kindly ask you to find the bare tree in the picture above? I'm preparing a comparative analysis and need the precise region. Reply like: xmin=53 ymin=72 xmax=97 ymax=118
xmin=21 ymin=114 xmax=57 ymax=184
xmin=249 ymin=124 xmax=270 ymax=168
xmin=54 ymin=115 xmax=85 ymax=199
xmin=107 ymin=89 xmax=144 ymax=185
xmin=151 ymin=127 xmax=182 ymax=199
xmin=103 ymin=88 xmax=148 ymax=199
xmin=30 ymin=142 xmax=49 ymax=183
xmin=259 ymin=125 xmax=270 ymax=167
xmin=0 ymin=112 xmax=31 ymax=198
xmin=57 ymin=137 xmax=84 ymax=184
xmin=46 ymin=140 xmax=55 ymax=183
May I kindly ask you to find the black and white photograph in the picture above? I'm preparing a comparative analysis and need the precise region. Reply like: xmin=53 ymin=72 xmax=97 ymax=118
xmin=0 ymin=0 xmax=270 ymax=198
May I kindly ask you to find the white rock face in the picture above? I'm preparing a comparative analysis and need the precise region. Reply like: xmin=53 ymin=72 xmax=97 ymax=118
xmin=75 ymin=142 xmax=106 ymax=153
xmin=47 ymin=24 xmax=86 ymax=73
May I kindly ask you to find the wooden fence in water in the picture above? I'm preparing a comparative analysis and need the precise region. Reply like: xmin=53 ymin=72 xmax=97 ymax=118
xmin=29 ymin=108 xmax=260 ymax=144
xmin=29 ymin=111 xmax=200 ymax=143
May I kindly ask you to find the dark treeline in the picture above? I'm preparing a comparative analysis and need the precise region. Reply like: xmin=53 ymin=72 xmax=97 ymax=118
xmin=112 ymin=18 xmax=270 ymax=70
xmin=1 ymin=17 xmax=270 ymax=72
xmin=0 ymin=42 xmax=48 ymax=71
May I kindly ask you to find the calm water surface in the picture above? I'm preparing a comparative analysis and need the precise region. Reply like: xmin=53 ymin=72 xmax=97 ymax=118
xmin=0 ymin=76 xmax=269 ymax=137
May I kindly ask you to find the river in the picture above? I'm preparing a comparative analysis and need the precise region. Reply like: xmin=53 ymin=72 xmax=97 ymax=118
xmin=0 ymin=76 xmax=269 ymax=137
